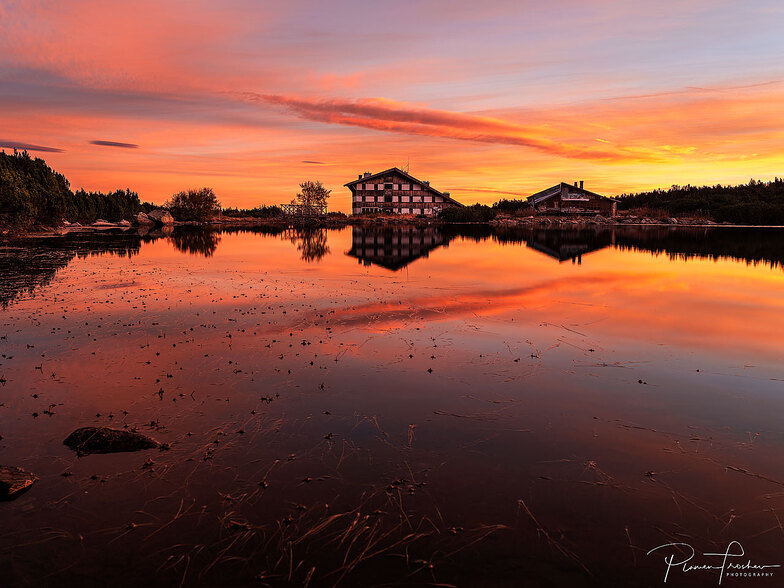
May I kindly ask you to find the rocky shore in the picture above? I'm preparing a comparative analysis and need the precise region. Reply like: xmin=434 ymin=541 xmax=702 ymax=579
xmin=0 ymin=210 xmax=744 ymax=241
xmin=490 ymin=213 xmax=718 ymax=228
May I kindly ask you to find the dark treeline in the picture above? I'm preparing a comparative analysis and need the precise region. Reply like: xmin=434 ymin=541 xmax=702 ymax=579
xmin=69 ymin=188 xmax=144 ymax=223
xmin=493 ymin=198 xmax=531 ymax=213
xmin=439 ymin=204 xmax=499 ymax=222
xmin=221 ymin=205 xmax=283 ymax=218
xmin=438 ymin=199 xmax=531 ymax=222
xmin=617 ymin=179 xmax=784 ymax=224
xmin=0 ymin=150 xmax=147 ymax=228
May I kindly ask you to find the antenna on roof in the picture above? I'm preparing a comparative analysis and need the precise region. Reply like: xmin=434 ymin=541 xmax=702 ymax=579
xmin=402 ymin=157 xmax=410 ymax=174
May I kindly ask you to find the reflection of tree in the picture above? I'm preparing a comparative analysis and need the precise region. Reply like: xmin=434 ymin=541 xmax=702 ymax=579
xmin=286 ymin=228 xmax=330 ymax=262
xmin=168 ymin=228 xmax=221 ymax=257
xmin=0 ymin=232 xmax=146 ymax=307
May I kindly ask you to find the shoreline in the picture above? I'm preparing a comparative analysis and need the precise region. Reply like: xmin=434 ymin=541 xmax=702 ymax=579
xmin=3 ymin=214 xmax=784 ymax=241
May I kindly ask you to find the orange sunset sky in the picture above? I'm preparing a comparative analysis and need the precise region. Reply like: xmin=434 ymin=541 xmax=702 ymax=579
xmin=1 ymin=0 xmax=783 ymax=212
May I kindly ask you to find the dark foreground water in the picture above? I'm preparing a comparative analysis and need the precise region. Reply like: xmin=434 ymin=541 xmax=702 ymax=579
xmin=1 ymin=224 xmax=784 ymax=587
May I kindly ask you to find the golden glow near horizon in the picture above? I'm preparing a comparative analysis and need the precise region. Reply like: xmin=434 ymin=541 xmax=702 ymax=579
xmin=1 ymin=0 xmax=783 ymax=212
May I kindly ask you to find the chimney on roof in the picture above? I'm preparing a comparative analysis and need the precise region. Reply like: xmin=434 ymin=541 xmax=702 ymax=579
xmin=358 ymin=174 xmax=362 ymax=180
xmin=363 ymin=172 xmax=371 ymax=178
xmin=579 ymin=180 xmax=584 ymax=189
xmin=574 ymin=181 xmax=578 ymax=187
xmin=424 ymin=180 xmax=430 ymax=186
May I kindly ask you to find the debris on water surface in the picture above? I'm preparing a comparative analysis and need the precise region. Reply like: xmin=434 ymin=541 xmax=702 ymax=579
xmin=0 ymin=465 xmax=38 ymax=500
xmin=63 ymin=427 xmax=159 ymax=455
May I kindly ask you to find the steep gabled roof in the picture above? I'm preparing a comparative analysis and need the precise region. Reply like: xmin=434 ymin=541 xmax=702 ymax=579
xmin=345 ymin=167 xmax=463 ymax=206
xmin=527 ymin=182 xmax=618 ymax=205
xmin=527 ymin=184 xmax=563 ymax=206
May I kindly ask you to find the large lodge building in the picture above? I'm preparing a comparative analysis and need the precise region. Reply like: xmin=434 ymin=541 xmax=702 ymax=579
xmin=346 ymin=168 xmax=463 ymax=216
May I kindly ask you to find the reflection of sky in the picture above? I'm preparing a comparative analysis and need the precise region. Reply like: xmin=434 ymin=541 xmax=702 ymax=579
xmin=3 ymin=229 xmax=784 ymax=583
xmin=2 ymin=1 xmax=784 ymax=209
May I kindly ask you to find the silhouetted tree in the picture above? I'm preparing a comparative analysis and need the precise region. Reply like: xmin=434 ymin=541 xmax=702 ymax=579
xmin=166 ymin=188 xmax=221 ymax=222
xmin=293 ymin=181 xmax=330 ymax=211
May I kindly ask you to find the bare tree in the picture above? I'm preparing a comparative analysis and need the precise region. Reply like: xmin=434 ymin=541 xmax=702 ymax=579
xmin=293 ymin=181 xmax=331 ymax=211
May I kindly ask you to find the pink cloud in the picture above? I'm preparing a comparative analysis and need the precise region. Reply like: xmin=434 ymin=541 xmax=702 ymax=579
xmin=239 ymin=93 xmax=667 ymax=163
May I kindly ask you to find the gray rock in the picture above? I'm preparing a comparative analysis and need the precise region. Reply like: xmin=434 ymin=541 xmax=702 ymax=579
xmin=594 ymin=214 xmax=607 ymax=223
xmin=136 ymin=212 xmax=156 ymax=226
xmin=64 ymin=427 xmax=159 ymax=455
xmin=147 ymin=209 xmax=174 ymax=225
xmin=0 ymin=465 xmax=37 ymax=501
xmin=119 ymin=220 xmax=131 ymax=227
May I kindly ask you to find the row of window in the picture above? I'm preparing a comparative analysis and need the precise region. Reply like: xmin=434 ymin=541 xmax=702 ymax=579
xmin=353 ymin=238 xmax=437 ymax=246
xmin=353 ymin=195 xmax=438 ymax=203
xmin=355 ymin=207 xmax=436 ymax=215
xmin=356 ymin=183 xmax=421 ymax=191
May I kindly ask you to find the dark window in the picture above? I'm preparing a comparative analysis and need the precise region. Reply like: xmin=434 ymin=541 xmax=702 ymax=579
xmin=384 ymin=183 xmax=393 ymax=189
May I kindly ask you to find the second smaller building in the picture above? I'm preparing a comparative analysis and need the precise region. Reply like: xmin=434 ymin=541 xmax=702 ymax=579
xmin=527 ymin=181 xmax=618 ymax=216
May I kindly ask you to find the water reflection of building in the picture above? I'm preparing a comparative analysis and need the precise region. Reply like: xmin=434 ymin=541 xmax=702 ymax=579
xmin=347 ymin=225 xmax=446 ymax=270
xmin=526 ymin=228 xmax=614 ymax=263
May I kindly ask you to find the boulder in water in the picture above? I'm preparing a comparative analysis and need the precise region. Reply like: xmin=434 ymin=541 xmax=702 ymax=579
xmin=136 ymin=212 xmax=156 ymax=226
xmin=0 ymin=465 xmax=37 ymax=501
xmin=64 ymin=427 xmax=159 ymax=455
xmin=147 ymin=209 xmax=174 ymax=225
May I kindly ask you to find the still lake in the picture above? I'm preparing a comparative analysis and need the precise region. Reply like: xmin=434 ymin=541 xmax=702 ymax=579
xmin=2 ymin=224 xmax=784 ymax=587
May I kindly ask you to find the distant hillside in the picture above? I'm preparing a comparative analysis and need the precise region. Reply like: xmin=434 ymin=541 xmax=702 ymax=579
xmin=0 ymin=150 xmax=143 ymax=229
xmin=617 ymin=179 xmax=784 ymax=224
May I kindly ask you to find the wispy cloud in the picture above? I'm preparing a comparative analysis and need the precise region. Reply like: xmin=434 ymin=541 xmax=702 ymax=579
xmin=0 ymin=140 xmax=63 ymax=153
xmin=90 ymin=140 xmax=139 ymax=149
xmin=240 ymin=93 xmax=666 ymax=163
